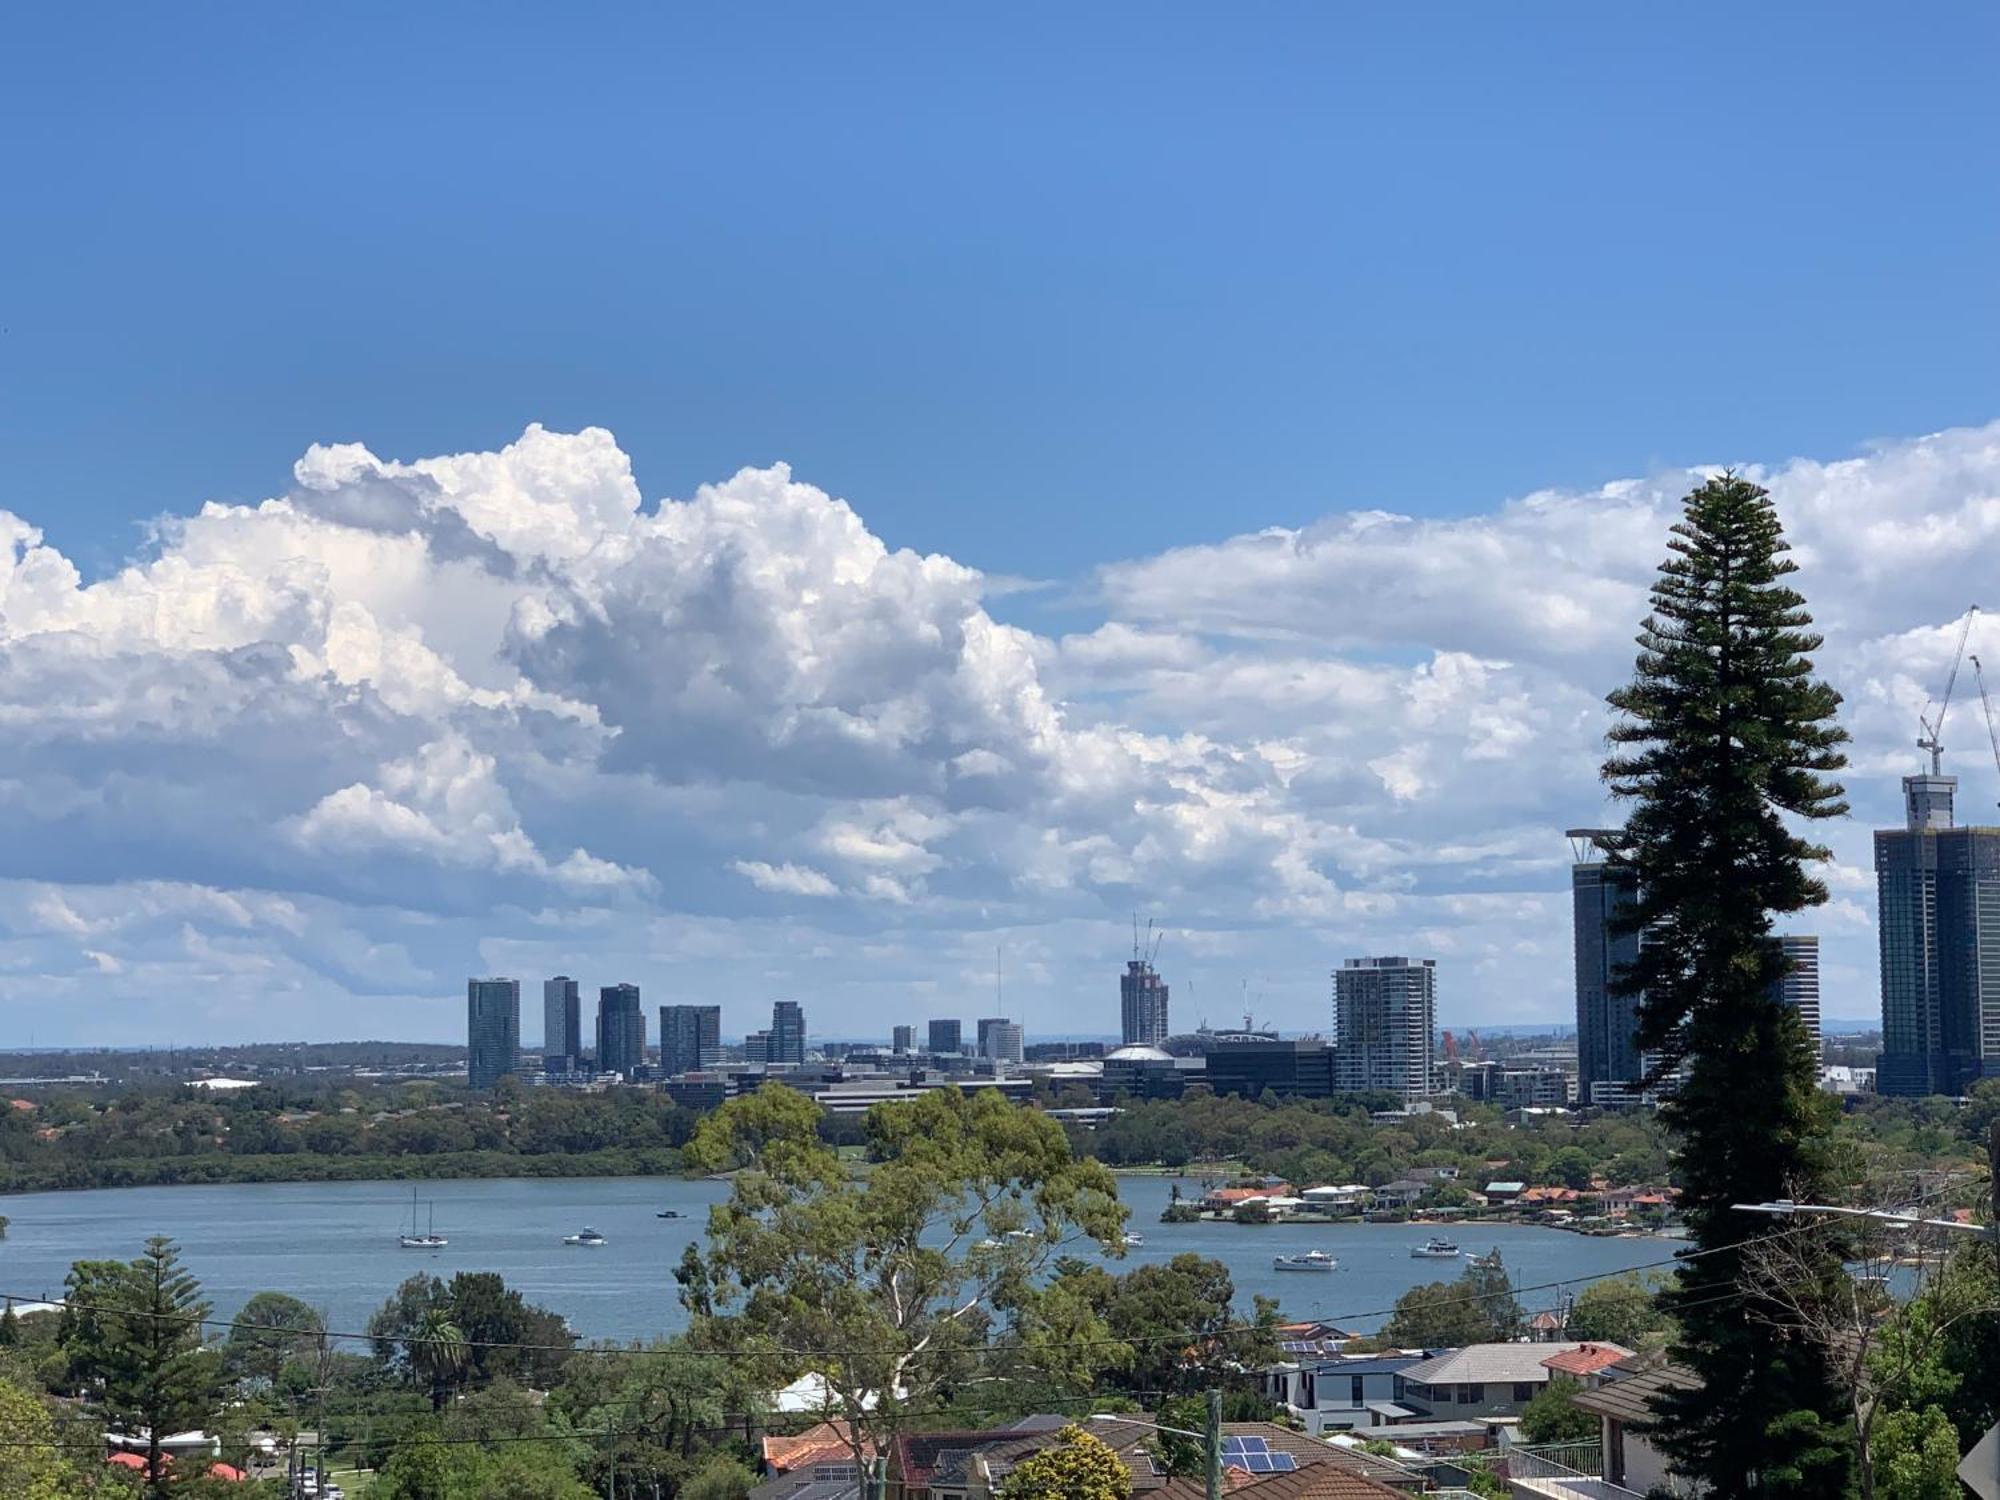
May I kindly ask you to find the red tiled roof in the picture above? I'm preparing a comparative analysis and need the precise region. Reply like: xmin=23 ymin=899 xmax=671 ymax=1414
xmin=766 ymin=1420 xmax=872 ymax=1472
xmin=1542 ymin=1342 xmax=1635 ymax=1378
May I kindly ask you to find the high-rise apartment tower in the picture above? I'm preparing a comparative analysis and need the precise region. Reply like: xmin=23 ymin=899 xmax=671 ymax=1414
xmin=542 ymin=976 xmax=581 ymax=1074
xmin=927 ymin=1018 xmax=963 ymax=1055
xmin=467 ymin=977 xmax=521 ymax=1090
xmin=977 ymin=1017 xmax=1024 ymax=1064
xmin=1332 ymin=956 xmax=1435 ymax=1101
xmin=892 ymin=1024 xmax=915 ymax=1054
xmin=1120 ymin=960 xmax=1170 ymax=1047
xmin=1772 ymin=935 xmax=1822 ymax=1050
xmin=769 ymin=1000 xmax=806 ymax=1066
xmin=659 ymin=1004 xmax=722 ymax=1077
xmin=596 ymin=983 xmax=645 ymax=1077
xmin=1876 ymin=774 xmax=2000 ymax=1095
xmin=1570 ymin=828 xmax=1644 ymax=1106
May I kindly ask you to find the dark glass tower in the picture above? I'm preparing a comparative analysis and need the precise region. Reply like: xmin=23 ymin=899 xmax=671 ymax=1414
xmin=1570 ymin=829 xmax=1643 ymax=1105
xmin=542 ymin=976 xmax=581 ymax=1074
xmin=1876 ymin=775 xmax=2000 ymax=1096
xmin=596 ymin=983 xmax=645 ymax=1077
xmin=467 ymin=977 xmax=521 ymax=1090
xmin=659 ymin=1004 xmax=721 ymax=1076
xmin=769 ymin=1000 xmax=806 ymax=1065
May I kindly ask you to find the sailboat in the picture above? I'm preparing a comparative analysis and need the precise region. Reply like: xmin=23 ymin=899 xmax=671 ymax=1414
xmin=399 ymin=1185 xmax=448 ymax=1249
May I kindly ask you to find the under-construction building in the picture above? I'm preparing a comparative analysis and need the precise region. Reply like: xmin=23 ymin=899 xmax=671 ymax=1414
xmin=1120 ymin=957 xmax=1170 ymax=1046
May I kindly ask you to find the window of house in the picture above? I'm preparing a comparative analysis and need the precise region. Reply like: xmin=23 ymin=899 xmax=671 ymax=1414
xmin=1513 ymin=1382 xmax=1538 ymax=1403
xmin=1350 ymin=1375 xmax=1365 ymax=1405
xmin=1457 ymin=1383 xmax=1484 ymax=1403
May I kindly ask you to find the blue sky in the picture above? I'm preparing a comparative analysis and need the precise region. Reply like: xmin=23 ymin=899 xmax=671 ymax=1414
xmin=2 ymin=7 xmax=1999 ymax=1044
xmin=6 ymin=5 xmax=1996 ymax=586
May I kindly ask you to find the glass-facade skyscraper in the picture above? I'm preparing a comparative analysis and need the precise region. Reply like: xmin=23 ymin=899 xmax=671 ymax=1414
xmin=927 ymin=1018 xmax=963 ymax=1055
xmin=467 ymin=977 xmax=521 ymax=1090
xmin=769 ymin=1000 xmax=806 ymax=1065
xmin=596 ymin=983 xmax=645 ymax=1077
xmin=542 ymin=976 xmax=581 ymax=1074
xmin=1570 ymin=828 xmax=1643 ymax=1106
xmin=1876 ymin=774 xmax=2000 ymax=1096
xmin=660 ymin=1004 xmax=721 ymax=1076
xmin=977 ymin=1016 xmax=1024 ymax=1064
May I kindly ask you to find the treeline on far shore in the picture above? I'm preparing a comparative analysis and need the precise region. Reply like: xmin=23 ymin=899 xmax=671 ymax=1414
xmin=0 ymin=1078 xmax=698 ymax=1195
xmin=0 ymin=1147 xmax=684 ymax=1195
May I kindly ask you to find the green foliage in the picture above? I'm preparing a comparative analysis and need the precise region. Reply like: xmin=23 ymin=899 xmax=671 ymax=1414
xmin=0 ymin=1076 xmax=696 ymax=1193
xmin=999 ymin=1425 xmax=1133 ymax=1500
xmin=1565 ymin=1274 xmax=1671 ymax=1349
xmin=366 ymin=1271 xmax=574 ymax=1409
xmin=374 ymin=1415 xmax=593 ymax=1500
xmin=1601 ymin=474 xmax=1853 ymax=1498
xmin=1382 ymin=1253 xmax=1520 ymax=1347
xmin=1869 ymin=1406 xmax=1963 ymax=1500
xmin=1519 ymin=1375 xmax=1597 ymax=1444
xmin=0 ymin=1374 xmax=88 ymax=1500
xmin=61 ymin=1236 xmax=222 ymax=1492
xmin=681 ymin=1453 xmax=756 ymax=1500
xmin=225 ymin=1290 xmax=326 ymax=1385
xmin=683 ymin=1085 xmax=1125 ymax=1457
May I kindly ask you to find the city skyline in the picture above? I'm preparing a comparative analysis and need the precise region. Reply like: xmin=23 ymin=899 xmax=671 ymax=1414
xmin=4 ymin=10 xmax=2000 ymax=1048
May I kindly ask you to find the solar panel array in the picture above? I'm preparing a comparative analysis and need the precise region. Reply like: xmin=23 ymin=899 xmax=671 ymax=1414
xmin=1218 ymin=1437 xmax=1298 ymax=1473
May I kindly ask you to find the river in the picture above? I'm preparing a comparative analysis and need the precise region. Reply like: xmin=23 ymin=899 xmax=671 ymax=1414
xmin=0 ymin=1173 xmax=1678 ymax=1345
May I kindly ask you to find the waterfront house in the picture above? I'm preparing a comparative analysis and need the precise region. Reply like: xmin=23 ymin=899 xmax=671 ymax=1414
xmin=1372 ymin=1179 xmax=1427 ymax=1209
xmin=1301 ymin=1184 xmax=1370 ymax=1211
xmin=1481 ymin=1181 xmax=1527 ymax=1207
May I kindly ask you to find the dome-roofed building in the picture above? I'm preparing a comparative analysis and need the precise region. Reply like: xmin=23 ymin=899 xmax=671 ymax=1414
xmin=1101 ymin=1041 xmax=1190 ymax=1100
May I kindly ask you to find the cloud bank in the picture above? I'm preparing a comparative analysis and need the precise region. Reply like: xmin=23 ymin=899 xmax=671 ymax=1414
xmin=4 ymin=420 xmax=1997 ymax=1043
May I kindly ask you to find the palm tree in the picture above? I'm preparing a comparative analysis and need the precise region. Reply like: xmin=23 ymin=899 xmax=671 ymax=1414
xmin=410 ymin=1309 xmax=470 ymax=1412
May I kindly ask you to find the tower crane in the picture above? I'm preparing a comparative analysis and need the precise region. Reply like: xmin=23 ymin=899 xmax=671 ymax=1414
xmin=1917 ymin=606 xmax=1981 ymax=775
xmin=1972 ymin=654 xmax=2000 ymax=812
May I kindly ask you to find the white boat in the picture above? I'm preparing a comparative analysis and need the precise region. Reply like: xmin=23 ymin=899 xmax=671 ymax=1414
xmin=1122 ymin=1232 xmax=1145 ymax=1247
xmin=398 ymin=1186 xmax=448 ymax=1249
xmin=1468 ymin=1248 xmax=1504 ymax=1269
xmin=1412 ymin=1236 xmax=1461 ymax=1258
xmin=1273 ymin=1250 xmax=1337 ymax=1272
xmin=563 ymin=1227 xmax=608 ymax=1247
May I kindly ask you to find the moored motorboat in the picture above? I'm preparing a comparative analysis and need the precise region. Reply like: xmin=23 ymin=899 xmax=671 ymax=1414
xmin=1411 ymin=1235 xmax=1461 ymax=1258
xmin=1273 ymin=1249 xmax=1337 ymax=1272
xmin=563 ymin=1227 xmax=608 ymax=1246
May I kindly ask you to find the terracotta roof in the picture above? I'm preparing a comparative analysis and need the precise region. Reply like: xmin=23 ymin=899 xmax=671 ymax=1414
xmin=766 ymin=1421 xmax=872 ymax=1472
xmin=1541 ymin=1342 xmax=1634 ymax=1378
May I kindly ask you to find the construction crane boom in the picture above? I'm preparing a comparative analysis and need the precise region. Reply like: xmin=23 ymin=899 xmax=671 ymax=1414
xmin=1973 ymin=655 xmax=2000 ymax=811
xmin=1918 ymin=606 xmax=1981 ymax=775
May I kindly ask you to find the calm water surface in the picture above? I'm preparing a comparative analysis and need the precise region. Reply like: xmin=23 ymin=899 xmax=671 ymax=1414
xmin=0 ymin=1173 xmax=1678 ymax=1344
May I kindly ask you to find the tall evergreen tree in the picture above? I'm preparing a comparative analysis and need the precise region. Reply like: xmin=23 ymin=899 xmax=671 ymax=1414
xmin=1603 ymin=473 xmax=1852 ymax=1496
xmin=63 ymin=1237 xmax=221 ymax=1496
